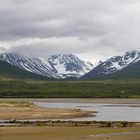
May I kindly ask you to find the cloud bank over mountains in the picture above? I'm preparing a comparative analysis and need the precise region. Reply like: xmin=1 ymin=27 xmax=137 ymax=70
xmin=0 ymin=0 xmax=140 ymax=62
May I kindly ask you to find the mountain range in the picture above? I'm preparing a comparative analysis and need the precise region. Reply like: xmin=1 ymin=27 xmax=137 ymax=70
xmin=0 ymin=53 xmax=94 ymax=79
xmin=0 ymin=51 xmax=139 ymax=80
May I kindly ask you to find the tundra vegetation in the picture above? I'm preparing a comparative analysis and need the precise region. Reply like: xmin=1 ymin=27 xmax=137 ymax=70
xmin=0 ymin=78 xmax=139 ymax=98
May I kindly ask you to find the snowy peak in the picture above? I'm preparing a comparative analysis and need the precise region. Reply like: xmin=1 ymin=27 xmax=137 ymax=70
xmin=48 ymin=54 xmax=84 ymax=64
xmin=124 ymin=51 xmax=140 ymax=63
xmin=116 ymin=51 xmax=140 ymax=65
xmin=107 ymin=51 xmax=140 ymax=71
xmin=99 ymin=51 xmax=140 ymax=75
xmin=48 ymin=54 xmax=94 ymax=78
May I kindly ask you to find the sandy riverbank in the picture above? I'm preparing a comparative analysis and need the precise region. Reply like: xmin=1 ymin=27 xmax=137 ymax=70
xmin=0 ymin=101 xmax=95 ymax=120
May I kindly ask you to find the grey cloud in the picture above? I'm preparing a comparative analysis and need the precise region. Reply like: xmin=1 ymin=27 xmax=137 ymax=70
xmin=0 ymin=0 xmax=119 ymax=39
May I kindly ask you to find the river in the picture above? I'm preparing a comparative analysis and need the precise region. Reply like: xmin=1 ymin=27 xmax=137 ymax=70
xmin=34 ymin=101 xmax=140 ymax=122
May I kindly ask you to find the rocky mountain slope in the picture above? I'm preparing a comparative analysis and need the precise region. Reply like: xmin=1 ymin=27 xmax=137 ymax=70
xmin=0 ymin=61 xmax=51 ymax=80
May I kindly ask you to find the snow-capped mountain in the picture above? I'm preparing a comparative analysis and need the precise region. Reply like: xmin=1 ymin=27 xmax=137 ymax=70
xmin=48 ymin=54 xmax=94 ymax=78
xmin=99 ymin=51 xmax=140 ymax=74
xmin=0 ymin=53 xmax=94 ymax=79
xmin=82 ymin=51 xmax=140 ymax=79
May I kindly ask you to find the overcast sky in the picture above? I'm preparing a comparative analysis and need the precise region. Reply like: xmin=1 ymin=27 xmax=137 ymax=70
xmin=0 ymin=0 xmax=140 ymax=63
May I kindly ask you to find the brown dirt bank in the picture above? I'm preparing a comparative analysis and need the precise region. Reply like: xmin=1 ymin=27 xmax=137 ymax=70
xmin=0 ymin=101 xmax=95 ymax=120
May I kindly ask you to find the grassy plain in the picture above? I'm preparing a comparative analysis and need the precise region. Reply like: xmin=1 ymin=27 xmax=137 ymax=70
xmin=0 ymin=79 xmax=140 ymax=98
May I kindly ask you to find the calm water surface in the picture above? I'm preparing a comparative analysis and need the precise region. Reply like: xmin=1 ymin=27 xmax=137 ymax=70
xmin=34 ymin=102 xmax=140 ymax=122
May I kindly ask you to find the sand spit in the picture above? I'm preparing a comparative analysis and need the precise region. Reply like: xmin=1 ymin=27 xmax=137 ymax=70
xmin=0 ymin=101 xmax=95 ymax=120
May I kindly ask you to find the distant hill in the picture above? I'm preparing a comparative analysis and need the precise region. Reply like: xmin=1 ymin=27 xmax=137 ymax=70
xmin=0 ymin=61 xmax=51 ymax=80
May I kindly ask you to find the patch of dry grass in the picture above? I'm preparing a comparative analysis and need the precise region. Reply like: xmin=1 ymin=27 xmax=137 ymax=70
xmin=0 ymin=126 xmax=140 ymax=140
